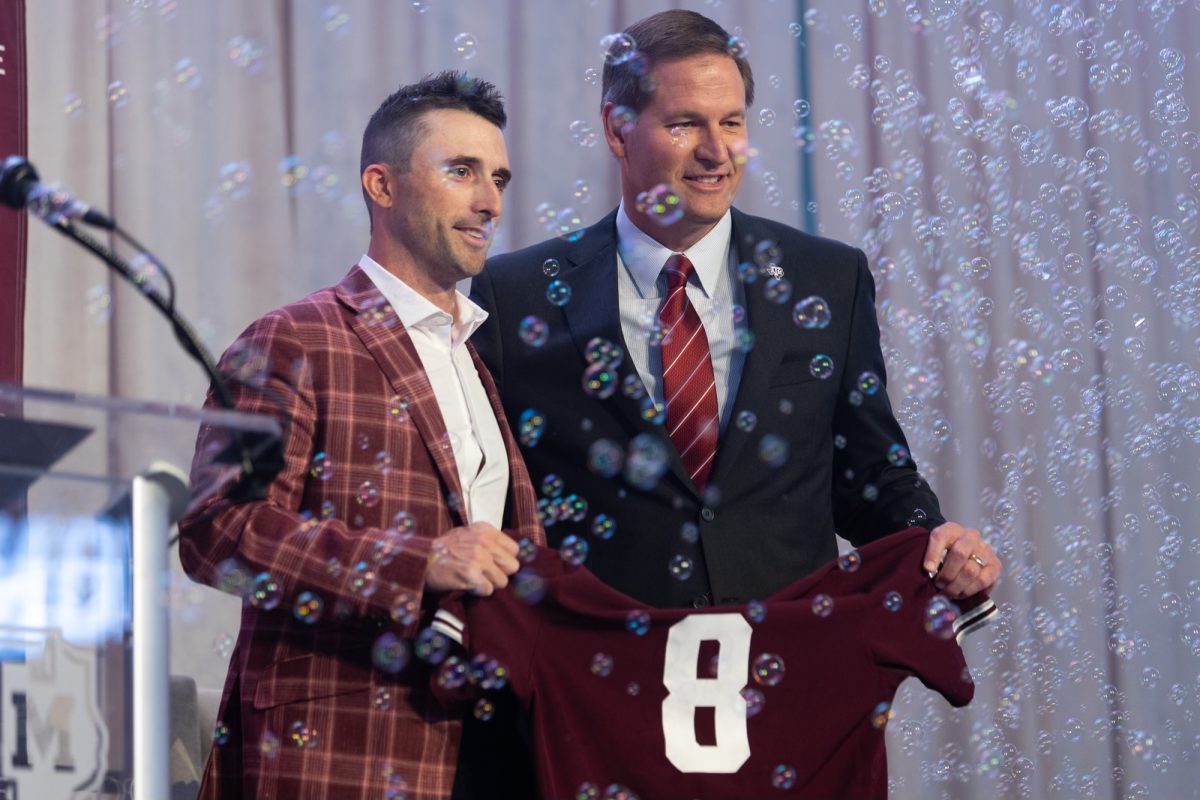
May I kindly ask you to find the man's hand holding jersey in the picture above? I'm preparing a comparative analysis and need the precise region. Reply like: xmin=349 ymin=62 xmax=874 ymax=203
xmin=426 ymin=521 xmax=521 ymax=596
xmin=923 ymin=522 xmax=1002 ymax=599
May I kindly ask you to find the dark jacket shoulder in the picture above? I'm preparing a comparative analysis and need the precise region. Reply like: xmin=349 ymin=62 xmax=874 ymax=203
xmin=729 ymin=208 xmax=864 ymax=267
xmin=482 ymin=206 xmax=868 ymax=290
xmin=485 ymin=209 xmax=618 ymax=280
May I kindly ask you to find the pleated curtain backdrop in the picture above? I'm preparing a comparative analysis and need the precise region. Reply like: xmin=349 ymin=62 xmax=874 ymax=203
xmin=21 ymin=2 xmax=1200 ymax=798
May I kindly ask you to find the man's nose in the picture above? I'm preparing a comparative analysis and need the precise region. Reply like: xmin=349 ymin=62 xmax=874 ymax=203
xmin=474 ymin=181 xmax=502 ymax=220
xmin=693 ymin=124 xmax=730 ymax=164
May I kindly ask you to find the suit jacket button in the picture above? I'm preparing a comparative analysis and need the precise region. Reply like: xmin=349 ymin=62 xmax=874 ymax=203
xmin=692 ymin=594 xmax=710 ymax=608
xmin=700 ymin=507 xmax=715 ymax=522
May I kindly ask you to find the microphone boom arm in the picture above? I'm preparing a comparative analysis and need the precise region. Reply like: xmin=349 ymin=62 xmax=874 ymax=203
xmin=46 ymin=216 xmax=234 ymax=409
xmin=38 ymin=216 xmax=284 ymax=502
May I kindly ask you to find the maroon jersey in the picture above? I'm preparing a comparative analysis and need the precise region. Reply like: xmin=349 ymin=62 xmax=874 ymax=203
xmin=435 ymin=527 xmax=994 ymax=799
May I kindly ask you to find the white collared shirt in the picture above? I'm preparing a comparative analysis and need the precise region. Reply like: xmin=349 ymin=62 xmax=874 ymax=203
xmin=358 ymin=255 xmax=508 ymax=528
xmin=615 ymin=203 xmax=746 ymax=433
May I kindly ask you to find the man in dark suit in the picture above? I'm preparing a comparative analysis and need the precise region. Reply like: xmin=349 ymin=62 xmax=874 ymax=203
xmin=179 ymin=72 xmax=544 ymax=799
xmin=471 ymin=10 xmax=1000 ymax=610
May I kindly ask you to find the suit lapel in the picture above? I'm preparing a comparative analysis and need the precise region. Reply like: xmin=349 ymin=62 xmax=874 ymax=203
xmin=708 ymin=209 xmax=790 ymax=488
xmin=559 ymin=212 xmax=693 ymax=493
xmin=334 ymin=267 xmax=468 ymax=526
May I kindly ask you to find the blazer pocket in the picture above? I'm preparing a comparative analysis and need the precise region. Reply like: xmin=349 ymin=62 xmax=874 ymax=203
xmin=769 ymin=359 xmax=824 ymax=388
xmin=252 ymin=652 xmax=372 ymax=710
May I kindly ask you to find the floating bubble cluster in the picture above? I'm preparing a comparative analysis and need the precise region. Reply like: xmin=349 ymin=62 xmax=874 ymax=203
xmin=64 ymin=2 xmax=1198 ymax=797
xmin=781 ymin=5 xmax=1197 ymax=796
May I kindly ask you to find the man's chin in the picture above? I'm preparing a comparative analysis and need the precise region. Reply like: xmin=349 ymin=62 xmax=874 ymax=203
xmin=452 ymin=258 xmax=487 ymax=283
xmin=680 ymin=206 xmax=733 ymax=232
xmin=690 ymin=192 xmax=737 ymax=216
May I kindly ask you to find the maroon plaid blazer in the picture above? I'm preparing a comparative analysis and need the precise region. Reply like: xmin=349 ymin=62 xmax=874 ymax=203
xmin=178 ymin=266 xmax=545 ymax=800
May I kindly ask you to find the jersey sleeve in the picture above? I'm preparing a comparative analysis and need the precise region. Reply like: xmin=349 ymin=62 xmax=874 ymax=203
xmin=869 ymin=573 xmax=996 ymax=707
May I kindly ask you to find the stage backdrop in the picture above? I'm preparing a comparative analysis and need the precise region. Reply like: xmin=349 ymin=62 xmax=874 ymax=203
xmin=19 ymin=2 xmax=1200 ymax=799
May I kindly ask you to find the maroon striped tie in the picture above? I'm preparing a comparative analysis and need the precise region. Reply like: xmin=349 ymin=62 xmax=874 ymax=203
xmin=659 ymin=254 xmax=719 ymax=490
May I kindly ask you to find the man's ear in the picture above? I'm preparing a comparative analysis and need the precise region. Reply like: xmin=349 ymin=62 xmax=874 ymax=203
xmin=362 ymin=163 xmax=394 ymax=210
xmin=601 ymin=101 xmax=627 ymax=160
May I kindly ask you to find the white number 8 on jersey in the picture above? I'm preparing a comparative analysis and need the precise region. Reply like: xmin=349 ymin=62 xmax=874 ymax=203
xmin=662 ymin=613 xmax=753 ymax=773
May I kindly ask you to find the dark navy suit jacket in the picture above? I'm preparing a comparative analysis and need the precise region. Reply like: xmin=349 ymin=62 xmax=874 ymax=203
xmin=470 ymin=207 xmax=945 ymax=609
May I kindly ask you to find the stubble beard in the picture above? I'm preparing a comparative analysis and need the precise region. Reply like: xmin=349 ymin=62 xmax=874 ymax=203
xmin=438 ymin=224 xmax=488 ymax=285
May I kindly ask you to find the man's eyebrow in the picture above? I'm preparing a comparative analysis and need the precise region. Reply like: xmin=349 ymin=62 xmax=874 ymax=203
xmin=446 ymin=155 xmax=511 ymax=185
xmin=663 ymin=108 xmax=746 ymax=121
xmin=445 ymin=154 xmax=482 ymax=170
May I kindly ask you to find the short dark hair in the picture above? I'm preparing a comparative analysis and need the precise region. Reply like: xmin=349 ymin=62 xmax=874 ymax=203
xmin=360 ymin=71 xmax=506 ymax=218
xmin=601 ymin=10 xmax=755 ymax=112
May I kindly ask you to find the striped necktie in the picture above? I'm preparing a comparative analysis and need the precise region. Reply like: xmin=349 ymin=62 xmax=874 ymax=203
xmin=658 ymin=253 xmax=719 ymax=491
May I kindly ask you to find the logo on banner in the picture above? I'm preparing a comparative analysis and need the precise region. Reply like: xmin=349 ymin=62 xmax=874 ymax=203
xmin=0 ymin=629 xmax=108 ymax=797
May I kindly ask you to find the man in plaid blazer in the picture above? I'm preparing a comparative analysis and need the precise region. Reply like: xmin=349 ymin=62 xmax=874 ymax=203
xmin=178 ymin=72 xmax=544 ymax=799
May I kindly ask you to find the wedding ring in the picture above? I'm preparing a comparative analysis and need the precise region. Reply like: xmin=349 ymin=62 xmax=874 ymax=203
xmin=970 ymin=554 xmax=987 ymax=569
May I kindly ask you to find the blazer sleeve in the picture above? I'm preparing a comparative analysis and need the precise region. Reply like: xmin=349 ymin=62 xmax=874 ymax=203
xmin=831 ymin=251 xmax=947 ymax=543
xmin=177 ymin=311 xmax=434 ymax=636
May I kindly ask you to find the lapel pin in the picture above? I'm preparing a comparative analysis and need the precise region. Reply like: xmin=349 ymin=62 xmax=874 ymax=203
xmin=766 ymin=265 xmax=784 ymax=279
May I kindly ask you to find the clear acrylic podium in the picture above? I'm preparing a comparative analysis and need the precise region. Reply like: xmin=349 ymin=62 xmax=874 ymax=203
xmin=0 ymin=383 xmax=280 ymax=800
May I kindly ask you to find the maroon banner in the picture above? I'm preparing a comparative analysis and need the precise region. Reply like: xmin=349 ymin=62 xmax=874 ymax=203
xmin=0 ymin=0 xmax=26 ymax=384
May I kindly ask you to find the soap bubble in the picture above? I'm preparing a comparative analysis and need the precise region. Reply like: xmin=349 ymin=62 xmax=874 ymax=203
xmin=635 ymin=184 xmax=685 ymax=226
xmin=518 ymin=316 xmax=549 ymax=347
xmin=752 ymin=653 xmax=785 ymax=686
xmin=793 ymin=296 xmax=832 ymax=329
xmin=559 ymin=535 xmax=589 ymax=566
xmin=601 ymin=32 xmax=637 ymax=65
xmin=453 ymin=32 xmax=478 ymax=60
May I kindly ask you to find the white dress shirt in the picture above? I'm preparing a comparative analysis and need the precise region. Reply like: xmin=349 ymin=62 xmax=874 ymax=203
xmin=615 ymin=203 xmax=746 ymax=433
xmin=358 ymin=255 xmax=509 ymax=528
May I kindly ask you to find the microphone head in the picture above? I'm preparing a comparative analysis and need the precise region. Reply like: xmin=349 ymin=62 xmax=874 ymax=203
xmin=0 ymin=155 xmax=40 ymax=210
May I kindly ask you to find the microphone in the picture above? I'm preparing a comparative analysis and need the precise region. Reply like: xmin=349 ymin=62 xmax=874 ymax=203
xmin=0 ymin=155 xmax=115 ymax=230
xmin=1 ymin=156 xmax=282 ymax=498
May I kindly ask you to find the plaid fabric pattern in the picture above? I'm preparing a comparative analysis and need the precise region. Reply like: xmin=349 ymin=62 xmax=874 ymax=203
xmin=178 ymin=266 xmax=544 ymax=799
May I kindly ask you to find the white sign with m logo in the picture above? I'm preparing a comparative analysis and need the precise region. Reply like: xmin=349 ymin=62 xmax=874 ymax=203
xmin=1 ymin=628 xmax=107 ymax=797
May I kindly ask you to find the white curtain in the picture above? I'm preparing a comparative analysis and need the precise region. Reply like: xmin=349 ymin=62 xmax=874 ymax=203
xmin=23 ymin=1 xmax=1199 ymax=797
